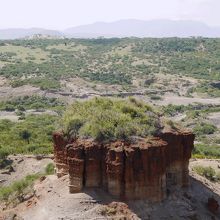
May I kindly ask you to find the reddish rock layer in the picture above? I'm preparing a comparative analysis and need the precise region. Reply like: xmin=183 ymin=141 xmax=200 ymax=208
xmin=53 ymin=131 xmax=194 ymax=202
xmin=53 ymin=132 xmax=69 ymax=178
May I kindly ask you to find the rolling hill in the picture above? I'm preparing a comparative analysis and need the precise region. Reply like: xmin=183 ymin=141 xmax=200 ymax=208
xmin=1 ymin=19 xmax=220 ymax=39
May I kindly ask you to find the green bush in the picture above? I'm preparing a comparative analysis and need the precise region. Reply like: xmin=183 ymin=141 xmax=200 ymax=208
xmin=193 ymin=165 xmax=220 ymax=182
xmin=0 ymin=114 xmax=59 ymax=155
xmin=193 ymin=122 xmax=217 ymax=135
xmin=66 ymin=118 xmax=84 ymax=139
xmin=3 ymin=104 xmax=15 ymax=112
xmin=45 ymin=163 xmax=55 ymax=175
xmin=10 ymin=80 xmax=26 ymax=88
xmin=0 ymin=147 xmax=9 ymax=160
xmin=0 ymin=147 xmax=10 ymax=168
xmin=0 ymin=173 xmax=41 ymax=202
xmin=0 ymin=164 xmax=55 ymax=203
xmin=19 ymin=130 xmax=31 ymax=144
xmin=150 ymin=95 xmax=162 ymax=100
xmin=0 ymin=95 xmax=65 ymax=111
xmin=193 ymin=144 xmax=220 ymax=158
xmin=63 ymin=97 xmax=160 ymax=141
xmin=193 ymin=83 xmax=220 ymax=98
xmin=162 ymin=104 xmax=187 ymax=116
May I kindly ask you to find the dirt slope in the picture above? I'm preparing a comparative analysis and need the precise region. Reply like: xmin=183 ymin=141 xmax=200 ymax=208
xmin=1 ymin=158 xmax=220 ymax=220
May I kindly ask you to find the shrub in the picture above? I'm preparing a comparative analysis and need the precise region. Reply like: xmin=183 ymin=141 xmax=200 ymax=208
xmin=0 ymin=147 xmax=9 ymax=160
xmin=0 ymin=114 xmax=58 ymax=155
xmin=193 ymin=144 xmax=220 ymax=158
xmin=100 ymin=206 xmax=117 ymax=216
xmin=0 ymin=173 xmax=41 ymax=202
xmin=0 ymin=164 xmax=56 ymax=204
xmin=193 ymin=122 xmax=217 ymax=135
xmin=45 ymin=163 xmax=55 ymax=175
xmin=166 ymin=120 xmax=177 ymax=129
xmin=10 ymin=80 xmax=26 ymax=88
xmin=4 ymin=104 xmax=15 ymax=112
xmin=66 ymin=118 xmax=84 ymax=139
xmin=150 ymin=95 xmax=162 ymax=100
xmin=63 ymin=97 xmax=160 ymax=141
xmin=193 ymin=165 xmax=220 ymax=182
xmin=0 ymin=95 xmax=65 ymax=111
xmin=19 ymin=130 xmax=31 ymax=144
xmin=0 ymin=147 xmax=10 ymax=168
xmin=162 ymin=104 xmax=186 ymax=116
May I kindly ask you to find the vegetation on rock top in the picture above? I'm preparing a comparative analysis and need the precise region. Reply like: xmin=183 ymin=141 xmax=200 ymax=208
xmin=62 ymin=97 xmax=162 ymax=141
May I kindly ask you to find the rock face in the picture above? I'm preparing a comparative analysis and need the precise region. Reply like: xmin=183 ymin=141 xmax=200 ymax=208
xmin=53 ymin=130 xmax=194 ymax=202
xmin=207 ymin=197 xmax=219 ymax=214
xmin=53 ymin=133 xmax=69 ymax=178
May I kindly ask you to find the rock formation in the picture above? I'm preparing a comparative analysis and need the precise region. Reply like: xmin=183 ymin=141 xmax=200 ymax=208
xmin=53 ymin=130 xmax=194 ymax=202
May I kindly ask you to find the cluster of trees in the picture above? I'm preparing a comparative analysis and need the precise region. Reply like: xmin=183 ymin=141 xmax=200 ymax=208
xmin=0 ymin=114 xmax=58 ymax=156
xmin=133 ymin=38 xmax=199 ymax=53
xmin=0 ymin=95 xmax=65 ymax=112
xmin=1 ymin=37 xmax=220 ymax=89
xmin=0 ymin=96 xmax=65 ymax=161
xmin=193 ymin=144 xmax=220 ymax=159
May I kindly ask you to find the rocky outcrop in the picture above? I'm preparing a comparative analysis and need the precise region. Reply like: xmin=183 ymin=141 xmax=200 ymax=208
xmin=53 ymin=130 xmax=194 ymax=202
xmin=159 ymin=131 xmax=195 ymax=191
xmin=53 ymin=133 xmax=69 ymax=178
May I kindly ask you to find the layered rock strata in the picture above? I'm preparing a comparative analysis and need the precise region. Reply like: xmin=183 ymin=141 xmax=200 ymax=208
xmin=53 ymin=131 xmax=194 ymax=201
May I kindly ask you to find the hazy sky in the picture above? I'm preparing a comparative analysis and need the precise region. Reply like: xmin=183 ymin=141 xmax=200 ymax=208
xmin=0 ymin=0 xmax=217 ymax=29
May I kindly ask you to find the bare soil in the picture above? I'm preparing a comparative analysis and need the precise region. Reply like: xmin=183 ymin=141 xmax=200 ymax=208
xmin=157 ymin=93 xmax=220 ymax=106
xmin=0 ymin=155 xmax=53 ymax=187
xmin=0 ymin=110 xmax=58 ymax=122
xmin=0 ymin=111 xmax=19 ymax=122
xmin=0 ymin=76 xmax=219 ymax=108
xmin=0 ymin=85 xmax=43 ymax=102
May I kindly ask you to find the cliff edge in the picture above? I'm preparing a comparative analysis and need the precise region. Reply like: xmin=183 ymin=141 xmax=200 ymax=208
xmin=53 ymin=130 xmax=195 ymax=202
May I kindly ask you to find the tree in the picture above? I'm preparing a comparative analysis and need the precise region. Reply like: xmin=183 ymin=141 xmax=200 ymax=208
xmin=66 ymin=118 xmax=83 ymax=140
xmin=19 ymin=130 xmax=31 ymax=144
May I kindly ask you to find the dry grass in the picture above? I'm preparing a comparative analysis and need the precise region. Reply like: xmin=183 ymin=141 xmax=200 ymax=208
xmin=0 ymin=45 xmax=49 ymax=63
xmin=46 ymin=43 xmax=87 ymax=52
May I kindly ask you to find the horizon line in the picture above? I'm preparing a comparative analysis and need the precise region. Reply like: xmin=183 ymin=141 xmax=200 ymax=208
xmin=0 ymin=18 xmax=219 ymax=31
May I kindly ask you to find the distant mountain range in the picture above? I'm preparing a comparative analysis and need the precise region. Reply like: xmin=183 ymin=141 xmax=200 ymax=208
xmin=1 ymin=19 xmax=220 ymax=39
xmin=0 ymin=28 xmax=62 ymax=40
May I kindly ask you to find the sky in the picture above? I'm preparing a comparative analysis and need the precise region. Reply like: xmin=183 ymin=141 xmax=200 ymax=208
xmin=0 ymin=0 xmax=217 ymax=29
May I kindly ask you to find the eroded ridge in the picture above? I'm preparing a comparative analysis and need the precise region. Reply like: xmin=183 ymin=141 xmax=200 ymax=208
xmin=53 ymin=131 xmax=195 ymax=202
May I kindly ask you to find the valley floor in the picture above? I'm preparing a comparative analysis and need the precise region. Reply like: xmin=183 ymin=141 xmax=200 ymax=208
xmin=0 ymin=156 xmax=220 ymax=220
